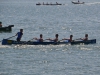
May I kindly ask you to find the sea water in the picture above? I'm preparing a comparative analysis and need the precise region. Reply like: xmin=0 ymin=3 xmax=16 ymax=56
xmin=0 ymin=0 xmax=100 ymax=75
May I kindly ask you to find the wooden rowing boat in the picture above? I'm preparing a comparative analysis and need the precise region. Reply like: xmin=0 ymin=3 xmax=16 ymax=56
xmin=72 ymin=1 xmax=85 ymax=4
xmin=2 ymin=39 xmax=96 ymax=45
xmin=36 ymin=3 xmax=62 ymax=5
xmin=0 ymin=25 xmax=14 ymax=32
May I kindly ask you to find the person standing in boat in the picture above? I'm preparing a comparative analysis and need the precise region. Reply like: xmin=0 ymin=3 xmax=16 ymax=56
xmin=34 ymin=34 xmax=43 ymax=42
xmin=56 ymin=2 xmax=58 ymax=4
xmin=46 ymin=34 xmax=59 ymax=42
xmin=62 ymin=35 xmax=73 ymax=42
xmin=43 ymin=2 xmax=44 ymax=5
xmin=0 ymin=22 xmax=2 ymax=27
xmin=16 ymin=29 xmax=23 ymax=41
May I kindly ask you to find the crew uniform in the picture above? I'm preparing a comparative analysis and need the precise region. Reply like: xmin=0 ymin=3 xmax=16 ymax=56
xmin=16 ymin=29 xmax=23 ymax=41
xmin=16 ymin=32 xmax=23 ymax=41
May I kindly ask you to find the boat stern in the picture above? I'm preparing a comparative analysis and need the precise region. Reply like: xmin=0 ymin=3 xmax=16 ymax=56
xmin=2 ymin=39 xmax=12 ymax=45
xmin=8 ymin=25 xmax=14 ymax=28
xmin=71 ymin=39 xmax=96 ymax=45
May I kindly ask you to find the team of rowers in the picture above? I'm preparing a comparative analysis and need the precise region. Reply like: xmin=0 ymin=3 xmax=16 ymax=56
xmin=15 ymin=29 xmax=88 ymax=42
xmin=37 ymin=2 xmax=60 ymax=5
xmin=0 ymin=22 xmax=88 ymax=42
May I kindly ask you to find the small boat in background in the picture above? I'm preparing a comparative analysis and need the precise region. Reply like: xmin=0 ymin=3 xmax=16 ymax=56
xmin=0 ymin=25 xmax=14 ymax=32
xmin=36 ymin=4 xmax=62 ymax=5
xmin=36 ymin=2 xmax=62 ymax=5
xmin=72 ymin=1 xmax=85 ymax=4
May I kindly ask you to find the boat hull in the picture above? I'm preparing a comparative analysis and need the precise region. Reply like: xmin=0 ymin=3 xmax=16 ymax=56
xmin=0 ymin=25 xmax=14 ymax=32
xmin=72 ymin=1 xmax=85 ymax=4
xmin=71 ymin=39 xmax=96 ymax=45
xmin=36 ymin=4 xmax=62 ymax=5
xmin=2 ymin=39 xmax=96 ymax=45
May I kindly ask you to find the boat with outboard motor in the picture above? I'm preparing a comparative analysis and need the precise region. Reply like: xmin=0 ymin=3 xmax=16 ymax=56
xmin=0 ymin=25 xmax=14 ymax=32
xmin=72 ymin=1 xmax=85 ymax=4
xmin=2 ymin=39 xmax=96 ymax=45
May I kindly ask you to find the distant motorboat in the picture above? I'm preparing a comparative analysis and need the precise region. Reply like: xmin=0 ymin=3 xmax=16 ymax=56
xmin=72 ymin=1 xmax=85 ymax=4
xmin=0 ymin=25 xmax=14 ymax=32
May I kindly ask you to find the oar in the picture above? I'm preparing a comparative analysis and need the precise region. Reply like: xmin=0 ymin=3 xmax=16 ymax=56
xmin=74 ymin=38 xmax=83 ymax=41
xmin=58 ymin=39 xmax=66 ymax=42
xmin=28 ymin=38 xmax=47 ymax=42
xmin=26 ymin=38 xmax=48 ymax=43
xmin=18 ymin=38 xmax=36 ymax=46
xmin=6 ymin=35 xmax=16 ymax=39
xmin=0 ymin=35 xmax=16 ymax=42
xmin=45 ymin=39 xmax=62 ymax=42
xmin=28 ymin=38 xmax=36 ymax=42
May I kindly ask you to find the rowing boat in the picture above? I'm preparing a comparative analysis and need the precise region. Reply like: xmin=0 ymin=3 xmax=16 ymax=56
xmin=2 ymin=39 xmax=96 ymax=45
xmin=0 ymin=25 xmax=14 ymax=32
xmin=72 ymin=1 xmax=85 ymax=4
xmin=36 ymin=3 xmax=62 ymax=5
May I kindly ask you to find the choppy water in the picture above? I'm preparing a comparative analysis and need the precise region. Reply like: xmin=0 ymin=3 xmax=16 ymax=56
xmin=0 ymin=0 xmax=100 ymax=75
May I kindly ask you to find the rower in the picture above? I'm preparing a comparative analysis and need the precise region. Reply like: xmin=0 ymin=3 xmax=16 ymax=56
xmin=34 ymin=34 xmax=43 ymax=42
xmin=38 ymin=2 xmax=41 ymax=4
xmin=46 ymin=34 xmax=59 ymax=42
xmin=54 ymin=34 xmax=59 ymax=42
xmin=78 ymin=0 xmax=80 ymax=2
xmin=0 ymin=22 xmax=2 ymax=27
xmin=56 ymin=2 xmax=58 ymax=4
xmin=80 ymin=34 xmax=88 ymax=41
xmin=43 ymin=2 xmax=45 ymax=5
xmin=62 ymin=35 xmax=73 ymax=42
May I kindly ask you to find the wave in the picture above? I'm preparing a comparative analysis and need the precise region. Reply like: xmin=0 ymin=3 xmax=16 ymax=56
xmin=86 ymin=2 xmax=100 ymax=5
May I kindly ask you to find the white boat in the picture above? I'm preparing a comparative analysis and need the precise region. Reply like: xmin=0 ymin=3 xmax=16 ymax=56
xmin=72 ymin=1 xmax=85 ymax=4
